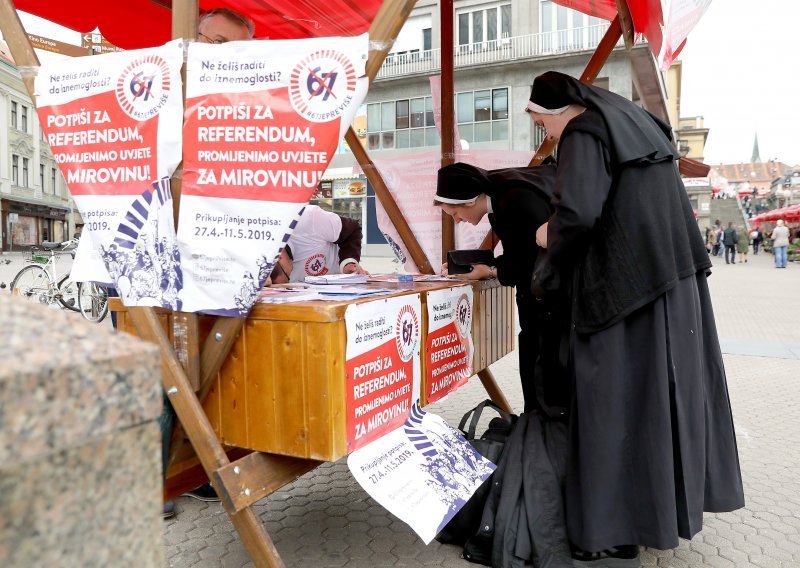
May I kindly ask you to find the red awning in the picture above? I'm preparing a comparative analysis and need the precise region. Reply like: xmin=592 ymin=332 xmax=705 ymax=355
xmin=14 ymin=0 xmax=382 ymax=49
xmin=552 ymin=0 xmax=709 ymax=69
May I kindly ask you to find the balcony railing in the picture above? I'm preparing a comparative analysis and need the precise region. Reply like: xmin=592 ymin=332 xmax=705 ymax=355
xmin=377 ymin=23 xmax=615 ymax=80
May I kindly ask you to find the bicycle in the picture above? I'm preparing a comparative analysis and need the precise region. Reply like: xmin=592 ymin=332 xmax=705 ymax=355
xmin=10 ymin=240 xmax=80 ymax=311
xmin=76 ymin=281 xmax=110 ymax=323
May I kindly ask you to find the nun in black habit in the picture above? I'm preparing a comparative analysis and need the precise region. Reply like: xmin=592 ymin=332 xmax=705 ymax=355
xmin=435 ymin=162 xmax=571 ymax=416
xmin=526 ymin=71 xmax=744 ymax=556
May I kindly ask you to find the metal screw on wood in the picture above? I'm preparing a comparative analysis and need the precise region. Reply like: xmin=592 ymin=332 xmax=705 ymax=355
xmin=234 ymin=466 xmax=240 ymax=475
xmin=167 ymin=387 xmax=178 ymax=395
xmin=215 ymin=332 xmax=223 ymax=342
xmin=244 ymin=488 xmax=251 ymax=496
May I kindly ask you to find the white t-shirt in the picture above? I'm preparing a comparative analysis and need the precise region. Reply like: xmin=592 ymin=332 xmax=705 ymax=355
xmin=288 ymin=205 xmax=343 ymax=282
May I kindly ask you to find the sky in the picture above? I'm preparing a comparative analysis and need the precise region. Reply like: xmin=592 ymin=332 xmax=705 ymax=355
xmin=6 ymin=3 xmax=800 ymax=167
xmin=678 ymin=0 xmax=800 ymax=166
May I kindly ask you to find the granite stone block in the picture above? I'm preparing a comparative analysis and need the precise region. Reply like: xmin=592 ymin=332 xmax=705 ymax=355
xmin=0 ymin=295 xmax=164 ymax=567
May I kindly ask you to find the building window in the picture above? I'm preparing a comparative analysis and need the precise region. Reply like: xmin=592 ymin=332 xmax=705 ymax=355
xmin=21 ymin=105 xmax=28 ymax=132
xmin=22 ymin=157 xmax=29 ymax=187
xmin=539 ymin=0 xmax=604 ymax=51
xmin=457 ymin=3 xmax=511 ymax=49
xmin=40 ymin=164 xmax=45 ymax=191
xmin=51 ymin=168 xmax=58 ymax=195
xmin=366 ymin=96 xmax=438 ymax=150
xmin=422 ymin=28 xmax=432 ymax=52
xmin=12 ymin=155 xmax=19 ymax=186
xmin=11 ymin=101 xmax=18 ymax=129
xmin=456 ymin=87 xmax=509 ymax=143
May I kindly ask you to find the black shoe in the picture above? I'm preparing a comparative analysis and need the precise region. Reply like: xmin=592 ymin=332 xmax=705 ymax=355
xmin=571 ymin=545 xmax=640 ymax=567
xmin=163 ymin=500 xmax=176 ymax=519
xmin=182 ymin=483 xmax=220 ymax=502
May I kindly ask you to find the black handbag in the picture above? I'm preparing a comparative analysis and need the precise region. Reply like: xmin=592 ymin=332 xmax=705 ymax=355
xmin=435 ymin=400 xmax=516 ymax=546
xmin=447 ymin=249 xmax=496 ymax=275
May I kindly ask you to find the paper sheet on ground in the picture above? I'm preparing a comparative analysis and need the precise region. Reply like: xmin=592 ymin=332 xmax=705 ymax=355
xmin=347 ymin=403 xmax=495 ymax=544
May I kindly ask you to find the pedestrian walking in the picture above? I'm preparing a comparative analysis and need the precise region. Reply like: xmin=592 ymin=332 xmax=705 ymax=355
xmin=737 ymin=225 xmax=750 ymax=263
xmin=707 ymin=229 xmax=718 ymax=256
xmin=526 ymin=70 xmax=744 ymax=565
xmin=723 ymin=222 xmax=737 ymax=264
xmin=772 ymin=219 xmax=790 ymax=268
xmin=751 ymin=227 xmax=763 ymax=254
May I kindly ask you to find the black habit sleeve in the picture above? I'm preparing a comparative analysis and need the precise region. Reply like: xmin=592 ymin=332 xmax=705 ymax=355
xmin=335 ymin=215 xmax=363 ymax=264
xmin=493 ymin=187 xmax=553 ymax=288
xmin=546 ymin=130 xmax=613 ymax=268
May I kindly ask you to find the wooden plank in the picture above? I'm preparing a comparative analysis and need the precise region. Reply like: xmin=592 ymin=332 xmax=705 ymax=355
xmin=303 ymin=322 xmax=342 ymax=460
xmin=218 ymin=320 xmax=249 ymax=448
xmin=173 ymin=312 xmax=201 ymax=391
xmin=212 ymin=453 xmax=321 ymax=514
xmin=271 ymin=321 xmax=309 ymax=457
xmin=244 ymin=320 xmax=280 ymax=454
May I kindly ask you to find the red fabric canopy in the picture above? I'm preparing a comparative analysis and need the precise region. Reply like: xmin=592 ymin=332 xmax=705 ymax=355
xmin=552 ymin=0 xmax=710 ymax=69
xmin=15 ymin=0 xmax=382 ymax=49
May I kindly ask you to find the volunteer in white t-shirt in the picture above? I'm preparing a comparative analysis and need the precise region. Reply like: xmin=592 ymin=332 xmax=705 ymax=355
xmin=288 ymin=205 xmax=367 ymax=282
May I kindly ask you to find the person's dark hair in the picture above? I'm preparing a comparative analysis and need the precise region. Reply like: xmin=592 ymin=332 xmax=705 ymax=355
xmin=284 ymin=244 xmax=293 ymax=260
xmin=200 ymin=7 xmax=255 ymax=38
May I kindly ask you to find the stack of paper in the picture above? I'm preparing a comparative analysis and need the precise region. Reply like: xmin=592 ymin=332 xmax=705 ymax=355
xmin=305 ymin=273 xmax=369 ymax=285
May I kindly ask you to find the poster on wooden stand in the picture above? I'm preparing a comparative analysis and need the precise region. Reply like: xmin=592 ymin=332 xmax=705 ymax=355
xmin=34 ymin=41 xmax=184 ymax=307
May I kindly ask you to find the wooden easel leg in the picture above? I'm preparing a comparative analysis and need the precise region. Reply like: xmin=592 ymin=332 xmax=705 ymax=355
xmin=128 ymin=307 xmax=284 ymax=568
xmin=230 ymin=508 xmax=284 ymax=568
xmin=477 ymin=368 xmax=513 ymax=414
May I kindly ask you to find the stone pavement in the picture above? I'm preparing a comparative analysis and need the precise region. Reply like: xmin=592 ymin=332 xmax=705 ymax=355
xmin=5 ymin=249 xmax=798 ymax=567
xmin=158 ymin=250 xmax=800 ymax=568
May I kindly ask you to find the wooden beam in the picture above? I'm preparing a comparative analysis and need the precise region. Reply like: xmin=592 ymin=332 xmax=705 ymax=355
xmin=212 ymin=453 xmax=322 ymax=514
xmin=345 ymin=127 xmax=434 ymax=274
xmin=363 ymin=0 xmax=419 ymax=84
xmin=127 ymin=307 xmax=284 ymax=568
xmin=0 ymin=0 xmax=41 ymax=99
xmin=615 ymin=0 xmax=635 ymax=50
xmin=198 ymin=316 xmax=247 ymax=400
xmin=440 ymin=0 xmax=455 ymax=258
xmin=523 ymin=15 xmax=622 ymax=168
xmin=477 ymin=368 xmax=513 ymax=414
xmin=341 ymin=0 xmax=435 ymax=274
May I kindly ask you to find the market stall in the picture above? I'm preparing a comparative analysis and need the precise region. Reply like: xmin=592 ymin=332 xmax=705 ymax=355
xmin=0 ymin=0 xmax=712 ymax=565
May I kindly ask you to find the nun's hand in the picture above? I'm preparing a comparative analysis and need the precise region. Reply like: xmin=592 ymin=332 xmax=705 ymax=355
xmin=441 ymin=262 xmax=449 ymax=276
xmin=455 ymin=264 xmax=493 ymax=281
xmin=536 ymin=222 xmax=548 ymax=249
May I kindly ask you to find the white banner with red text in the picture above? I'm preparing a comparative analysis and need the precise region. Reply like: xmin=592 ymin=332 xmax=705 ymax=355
xmin=35 ymin=41 xmax=184 ymax=307
xmin=345 ymin=294 xmax=422 ymax=453
xmin=177 ymin=34 xmax=368 ymax=315
xmin=425 ymin=286 xmax=474 ymax=404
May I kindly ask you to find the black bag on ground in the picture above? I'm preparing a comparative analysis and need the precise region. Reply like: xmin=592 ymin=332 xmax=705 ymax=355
xmin=435 ymin=400 xmax=516 ymax=546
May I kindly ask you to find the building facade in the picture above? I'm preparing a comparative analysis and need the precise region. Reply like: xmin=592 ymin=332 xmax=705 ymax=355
xmin=320 ymin=0 xmax=671 ymax=255
xmin=1 ymin=53 xmax=76 ymax=251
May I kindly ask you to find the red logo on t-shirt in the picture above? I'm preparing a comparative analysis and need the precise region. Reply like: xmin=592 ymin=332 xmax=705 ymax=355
xmin=305 ymin=253 xmax=328 ymax=276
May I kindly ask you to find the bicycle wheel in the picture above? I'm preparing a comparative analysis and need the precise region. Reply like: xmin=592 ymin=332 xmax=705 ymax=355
xmin=77 ymin=282 xmax=109 ymax=323
xmin=10 ymin=265 xmax=54 ymax=304
xmin=57 ymin=275 xmax=80 ymax=311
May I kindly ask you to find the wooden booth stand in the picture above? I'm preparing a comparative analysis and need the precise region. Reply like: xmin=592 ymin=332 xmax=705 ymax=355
xmin=0 ymin=0 xmax=709 ymax=564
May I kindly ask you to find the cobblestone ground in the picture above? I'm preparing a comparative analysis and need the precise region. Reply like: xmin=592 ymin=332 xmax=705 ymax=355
xmin=6 ymin=249 xmax=794 ymax=567
xmin=158 ymin=251 xmax=799 ymax=568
